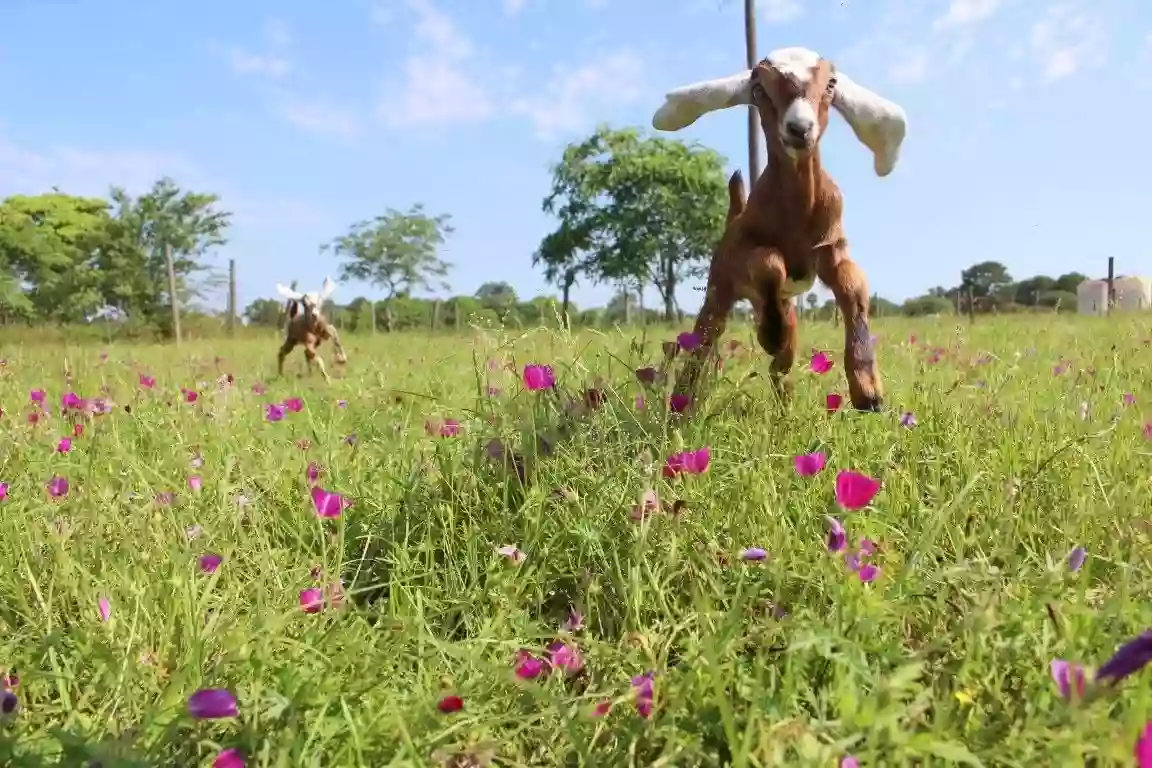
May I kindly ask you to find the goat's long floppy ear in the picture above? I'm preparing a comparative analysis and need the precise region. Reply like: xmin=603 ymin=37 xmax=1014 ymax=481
xmin=286 ymin=300 xmax=301 ymax=320
xmin=831 ymin=70 xmax=907 ymax=177
xmin=276 ymin=283 xmax=304 ymax=301
xmin=320 ymin=277 xmax=336 ymax=301
xmin=652 ymin=70 xmax=753 ymax=132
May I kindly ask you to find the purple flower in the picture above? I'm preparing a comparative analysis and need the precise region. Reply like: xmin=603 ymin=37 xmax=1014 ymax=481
xmin=740 ymin=547 xmax=768 ymax=562
xmin=187 ymin=688 xmax=239 ymax=719
xmin=1097 ymin=631 xmax=1152 ymax=686
xmin=1067 ymin=546 xmax=1087 ymax=572
xmin=826 ymin=516 xmax=846 ymax=553
xmin=1050 ymin=658 xmax=1088 ymax=699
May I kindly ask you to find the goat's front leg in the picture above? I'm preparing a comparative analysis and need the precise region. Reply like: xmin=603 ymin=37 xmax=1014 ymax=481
xmin=752 ymin=250 xmax=798 ymax=404
xmin=325 ymin=324 xmax=347 ymax=365
xmin=304 ymin=341 xmax=331 ymax=383
xmin=277 ymin=338 xmax=297 ymax=377
xmin=816 ymin=243 xmax=883 ymax=411
xmin=673 ymin=276 xmax=735 ymax=401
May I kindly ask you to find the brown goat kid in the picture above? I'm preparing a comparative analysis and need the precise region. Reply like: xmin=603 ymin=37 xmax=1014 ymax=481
xmin=275 ymin=278 xmax=348 ymax=383
xmin=652 ymin=46 xmax=907 ymax=411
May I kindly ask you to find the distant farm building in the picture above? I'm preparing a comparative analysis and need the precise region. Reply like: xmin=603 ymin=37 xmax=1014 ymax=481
xmin=1077 ymin=276 xmax=1152 ymax=315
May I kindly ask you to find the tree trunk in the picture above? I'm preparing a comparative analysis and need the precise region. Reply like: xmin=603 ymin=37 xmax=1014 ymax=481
xmin=560 ymin=280 xmax=572 ymax=330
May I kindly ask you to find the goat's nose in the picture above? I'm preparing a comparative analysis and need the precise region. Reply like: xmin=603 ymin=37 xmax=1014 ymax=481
xmin=785 ymin=120 xmax=813 ymax=140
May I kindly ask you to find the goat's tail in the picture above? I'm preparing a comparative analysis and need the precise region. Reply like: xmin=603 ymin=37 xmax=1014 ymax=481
xmin=727 ymin=170 xmax=746 ymax=222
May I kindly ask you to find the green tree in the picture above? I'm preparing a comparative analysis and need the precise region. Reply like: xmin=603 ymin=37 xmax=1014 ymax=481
xmin=541 ymin=126 xmax=728 ymax=321
xmin=107 ymin=177 xmax=231 ymax=326
xmin=244 ymin=298 xmax=284 ymax=327
xmin=326 ymin=204 xmax=453 ymax=331
xmin=533 ymin=223 xmax=594 ymax=329
xmin=0 ymin=193 xmax=114 ymax=322
xmin=475 ymin=281 xmax=518 ymax=323
xmin=1055 ymin=272 xmax=1088 ymax=293
xmin=959 ymin=261 xmax=1013 ymax=299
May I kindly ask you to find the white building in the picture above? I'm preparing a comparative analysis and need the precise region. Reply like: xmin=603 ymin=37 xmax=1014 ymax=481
xmin=1077 ymin=276 xmax=1152 ymax=315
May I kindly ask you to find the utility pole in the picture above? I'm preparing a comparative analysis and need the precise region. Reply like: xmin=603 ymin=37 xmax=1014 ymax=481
xmin=165 ymin=243 xmax=182 ymax=346
xmin=227 ymin=259 xmax=237 ymax=337
xmin=744 ymin=0 xmax=762 ymax=184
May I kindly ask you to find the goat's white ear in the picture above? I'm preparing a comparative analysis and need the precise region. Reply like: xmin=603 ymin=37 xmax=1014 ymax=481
xmin=276 ymin=283 xmax=304 ymax=300
xmin=831 ymin=71 xmax=907 ymax=177
xmin=320 ymin=277 xmax=336 ymax=300
xmin=652 ymin=70 xmax=753 ymax=132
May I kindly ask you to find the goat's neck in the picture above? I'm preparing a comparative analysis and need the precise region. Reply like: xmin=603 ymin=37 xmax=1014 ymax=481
xmin=765 ymin=147 xmax=828 ymax=213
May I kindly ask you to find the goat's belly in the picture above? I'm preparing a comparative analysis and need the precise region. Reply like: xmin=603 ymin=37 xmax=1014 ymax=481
xmin=781 ymin=274 xmax=816 ymax=299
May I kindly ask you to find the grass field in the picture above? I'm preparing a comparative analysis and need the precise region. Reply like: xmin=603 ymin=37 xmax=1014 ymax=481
xmin=1 ymin=314 xmax=1150 ymax=767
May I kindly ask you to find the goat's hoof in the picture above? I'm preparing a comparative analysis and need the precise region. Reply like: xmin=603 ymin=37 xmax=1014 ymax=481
xmin=853 ymin=395 xmax=883 ymax=412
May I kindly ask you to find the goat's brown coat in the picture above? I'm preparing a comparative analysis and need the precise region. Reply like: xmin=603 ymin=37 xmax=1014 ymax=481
xmin=278 ymin=300 xmax=347 ymax=383
xmin=676 ymin=57 xmax=882 ymax=411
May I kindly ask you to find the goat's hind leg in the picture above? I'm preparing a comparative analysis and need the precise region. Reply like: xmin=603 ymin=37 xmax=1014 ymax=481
xmin=277 ymin=338 xmax=297 ymax=377
xmin=325 ymin=324 xmax=347 ymax=365
xmin=816 ymin=243 xmax=883 ymax=411
xmin=304 ymin=341 xmax=331 ymax=383
xmin=752 ymin=250 xmax=798 ymax=405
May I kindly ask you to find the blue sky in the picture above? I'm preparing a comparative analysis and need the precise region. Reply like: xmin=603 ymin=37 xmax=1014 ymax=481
xmin=1 ymin=0 xmax=1148 ymax=313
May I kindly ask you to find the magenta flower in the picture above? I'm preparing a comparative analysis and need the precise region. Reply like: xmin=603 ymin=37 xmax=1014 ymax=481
xmin=426 ymin=419 xmax=461 ymax=437
xmin=299 ymin=587 xmax=324 ymax=613
xmin=437 ymin=695 xmax=464 ymax=714
xmin=562 ymin=607 xmax=585 ymax=632
xmin=56 ymin=438 xmax=71 ymax=454
xmin=1136 ymin=721 xmax=1152 ymax=767
xmin=835 ymin=471 xmax=881 ymax=510
xmin=662 ymin=447 xmax=710 ymax=478
xmin=265 ymin=404 xmax=286 ymax=422
xmin=841 ymin=757 xmax=860 ymax=768
xmin=1050 ymin=659 xmax=1088 ymax=699
xmin=306 ymin=462 xmax=322 ymax=484
xmin=214 ymin=748 xmax=245 ymax=768
xmin=676 ymin=332 xmax=702 ymax=351
xmin=311 ymin=486 xmax=351 ymax=519
xmin=139 ymin=375 xmax=155 ymax=389
xmin=522 ymin=364 xmax=556 ymax=391
xmin=825 ymin=393 xmax=843 ymax=413
xmin=632 ymin=671 xmax=655 ymax=719
xmin=337 ymin=398 xmax=348 ymax=408
xmin=857 ymin=563 xmax=880 ymax=583
xmin=188 ymin=475 xmax=203 ymax=492
xmin=514 ymin=651 xmax=547 ymax=680
xmin=635 ymin=394 xmax=646 ymax=409
xmin=809 ymin=351 xmax=833 ymax=374
xmin=1067 ymin=546 xmax=1087 ymax=572
xmin=635 ymin=367 xmax=658 ymax=385
xmin=251 ymin=382 xmax=266 ymax=395
xmin=0 ymin=482 xmax=8 ymax=501
xmin=1144 ymin=423 xmax=1152 ymax=440
xmin=98 ymin=597 xmax=111 ymax=622
xmin=740 ymin=547 xmax=768 ymax=562
xmin=30 ymin=389 xmax=45 ymax=403
xmin=284 ymin=397 xmax=304 ymax=413
xmin=793 ymin=451 xmax=827 ymax=476
xmin=1124 ymin=393 xmax=1137 ymax=406
xmin=669 ymin=394 xmax=691 ymax=413
xmin=826 ymin=516 xmax=846 ymax=553
xmin=187 ymin=688 xmax=239 ymax=719
xmin=61 ymin=392 xmax=81 ymax=410
xmin=199 ymin=553 xmax=222 ymax=574
xmin=47 ymin=475 xmax=68 ymax=498
xmin=183 ymin=389 xmax=199 ymax=404
xmin=546 ymin=641 xmax=584 ymax=676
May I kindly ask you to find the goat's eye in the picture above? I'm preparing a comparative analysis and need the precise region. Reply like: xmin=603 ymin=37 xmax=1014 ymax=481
xmin=750 ymin=81 xmax=766 ymax=100
xmin=826 ymin=76 xmax=838 ymax=93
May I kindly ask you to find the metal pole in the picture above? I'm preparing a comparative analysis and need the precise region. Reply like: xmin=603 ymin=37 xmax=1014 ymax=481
xmin=744 ymin=0 xmax=762 ymax=184
xmin=165 ymin=243 xmax=182 ymax=345
xmin=227 ymin=258 xmax=237 ymax=337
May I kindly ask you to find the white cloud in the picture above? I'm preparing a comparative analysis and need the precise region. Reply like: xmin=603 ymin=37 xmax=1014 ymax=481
xmin=279 ymin=98 xmax=364 ymax=139
xmin=378 ymin=0 xmax=495 ymax=127
xmin=510 ymin=51 xmax=646 ymax=138
xmin=1029 ymin=4 xmax=1106 ymax=81
xmin=502 ymin=0 xmax=529 ymax=15
xmin=264 ymin=18 xmax=293 ymax=48
xmin=888 ymin=48 xmax=929 ymax=83
xmin=0 ymin=138 xmax=202 ymax=197
xmin=761 ymin=0 xmax=802 ymax=24
xmin=228 ymin=49 xmax=291 ymax=78
xmin=933 ymin=0 xmax=1001 ymax=30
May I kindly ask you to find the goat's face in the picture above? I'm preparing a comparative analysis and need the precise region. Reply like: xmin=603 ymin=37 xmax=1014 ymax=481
xmin=750 ymin=48 xmax=837 ymax=159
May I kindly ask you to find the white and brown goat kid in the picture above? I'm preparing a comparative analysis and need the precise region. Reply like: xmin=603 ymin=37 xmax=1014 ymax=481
xmin=275 ymin=278 xmax=348 ymax=382
xmin=652 ymin=46 xmax=907 ymax=411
